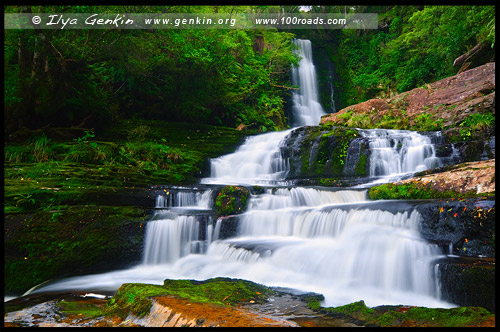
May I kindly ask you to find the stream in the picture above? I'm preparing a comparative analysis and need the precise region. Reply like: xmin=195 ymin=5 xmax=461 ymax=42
xmin=19 ymin=39 xmax=456 ymax=310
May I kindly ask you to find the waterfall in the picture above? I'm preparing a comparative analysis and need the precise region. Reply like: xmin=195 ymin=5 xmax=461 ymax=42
xmin=143 ymin=215 xmax=201 ymax=264
xmin=155 ymin=188 xmax=213 ymax=210
xmin=328 ymin=65 xmax=336 ymax=113
xmin=291 ymin=39 xmax=326 ymax=127
xmin=359 ymin=129 xmax=442 ymax=183
xmin=23 ymin=39 xmax=454 ymax=310
xmin=143 ymin=188 xmax=215 ymax=264
xmin=200 ymin=130 xmax=292 ymax=186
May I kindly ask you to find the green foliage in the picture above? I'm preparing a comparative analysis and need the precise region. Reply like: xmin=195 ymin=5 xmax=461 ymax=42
xmin=377 ymin=112 xmax=410 ymax=130
xmin=330 ymin=6 xmax=495 ymax=107
xmin=459 ymin=112 xmax=495 ymax=141
xmin=4 ymin=6 xmax=297 ymax=137
xmin=346 ymin=113 xmax=372 ymax=129
xmin=411 ymin=113 xmax=444 ymax=131
xmin=4 ymin=135 xmax=55 ymax=162
xmin=74 ymin=130 xmax=95 ymax=143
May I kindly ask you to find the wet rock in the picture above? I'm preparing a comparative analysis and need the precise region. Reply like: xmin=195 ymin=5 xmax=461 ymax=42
xmin=436 ymin=256 xmax=495 ymax=312
xmin=416 ymin=198 xmax=495 ymax=257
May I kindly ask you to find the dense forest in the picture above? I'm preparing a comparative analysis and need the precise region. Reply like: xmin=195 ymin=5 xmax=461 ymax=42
xmin=4 ymin=5 xmax=495 ymax=139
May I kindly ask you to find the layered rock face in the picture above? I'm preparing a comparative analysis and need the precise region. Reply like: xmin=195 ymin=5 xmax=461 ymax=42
xmin=320 ymin=62 xmax=495 ymax=132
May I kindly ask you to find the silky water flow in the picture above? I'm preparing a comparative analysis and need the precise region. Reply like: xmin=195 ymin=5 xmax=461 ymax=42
xmin=23 ymin=39 xmax=455 ymax=309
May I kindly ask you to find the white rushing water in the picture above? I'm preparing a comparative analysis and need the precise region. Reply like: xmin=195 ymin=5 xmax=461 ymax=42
xmin=200 ymin=130 xmax=292 ymax=186
xmin=355 ymin=129 xmax=443 ymax=186
xmin=23 ymin=39 xmax=455 ymax=309
xmin=291 ymin=39 xmax=326 ymax=126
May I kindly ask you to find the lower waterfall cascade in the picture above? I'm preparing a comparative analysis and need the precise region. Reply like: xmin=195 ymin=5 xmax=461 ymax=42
xmin=22 ymin=39 xmax=457 ymax=310
xmin=24 ymin=128 xmax=456 ymax=309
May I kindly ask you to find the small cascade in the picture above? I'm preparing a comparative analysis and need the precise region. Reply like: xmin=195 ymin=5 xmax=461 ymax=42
xmin=291 ymin=39 xmax=326 ymax=127
xmin=155 ymin=188 xmax=213 ymax=210
xmin=360 ymin=129 xmax=442 ymax=180
xmin=143 ymin=215 xmax=201 ymax=264
xmin=248 ymin=187 xmax=366 ymax=210
xmin=200 ymin=130 xmax=292 ymax=186
xmin=143 ymin=188 xmax=215 ymax=264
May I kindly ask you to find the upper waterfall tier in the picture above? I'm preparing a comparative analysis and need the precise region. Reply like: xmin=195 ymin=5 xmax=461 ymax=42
xmin=291 ymin=39 xmax=326 ymax=127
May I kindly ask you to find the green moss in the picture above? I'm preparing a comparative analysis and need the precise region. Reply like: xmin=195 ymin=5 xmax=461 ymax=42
xmin=4 ymin=205 xmax=146 ymax=293
xmin=354 ymin=146 xmax=367 ymax=176
xmin=320 ymin=301 xmax=495 ymax=327
xmin=302 ymin=293 xmax=325 ymax=310
xmin=367 ymin=182 xmax=490 ymax=200
xmin=215 ymin=186 xmax=250 ymax=216
xmin=106 ymin=278 xmax=274 ymax=318
xmin=299 ymin=127 xmax=359 ymax=178
xmin=376 ymin=306 xmax=495 ymax=327
xmin=58 ymin=299 xmax=107 ymax=319
xmin=322 ymin=300 xmax=376 ymax=322
xmin=328 ymin=128 xmax=358 ymax=174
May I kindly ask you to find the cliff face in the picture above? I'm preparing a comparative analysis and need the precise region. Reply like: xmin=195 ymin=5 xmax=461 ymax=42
xmin=320 ymin=62 xmax=495 ymax=140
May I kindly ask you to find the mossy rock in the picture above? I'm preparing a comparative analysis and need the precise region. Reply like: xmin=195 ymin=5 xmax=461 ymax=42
xmin=4 ymin=205 xmax=147 ymax=294
xmin=367 ymin=182 xmax=491 ymax=200
xmin=294 ymin=126 xmax=360 ymax=179
xmin=215 ymin=186 xmax=250 ymax=216
xmin=106 ymin=278 xmax=274 ymax=318
xmin=320 ymin=300 xmax=495 ymax=327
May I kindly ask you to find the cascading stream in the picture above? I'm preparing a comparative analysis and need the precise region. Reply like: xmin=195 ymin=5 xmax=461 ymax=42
xmin=23 ymin=39 xmax=455 ymax=310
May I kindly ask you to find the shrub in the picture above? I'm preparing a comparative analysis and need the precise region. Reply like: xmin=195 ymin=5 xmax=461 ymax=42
xmin=411 ymin=113 xmax=444 ymax=131
xmin=459 ymin=112 xmax=495 ymax=141
xmin=31 ymin=135 xmax=55 ymax=162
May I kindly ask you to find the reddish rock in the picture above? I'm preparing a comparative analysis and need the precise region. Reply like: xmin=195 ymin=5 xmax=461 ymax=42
xmin=321 ymin=62 xmax=495 ymax=129
xmin=125 ymin=296 xmax=298 ymax=327
xmin=395 ymin=159 xmax=495 ymax=195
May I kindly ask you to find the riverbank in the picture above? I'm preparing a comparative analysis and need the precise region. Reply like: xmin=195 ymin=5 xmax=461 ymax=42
xmin=4 ymin=279 xmax=495 ymax=327
xmin=4 ymin=119 xmax=251 ymax=294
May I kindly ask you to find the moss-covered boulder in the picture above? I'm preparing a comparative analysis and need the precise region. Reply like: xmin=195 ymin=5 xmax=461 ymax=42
xmin=280 ymin=126 xmax=369 ymax=183
xmin=215 ymin=186 xmax=250 ymax=216
xmin=106 ymin=278 xmax=274 ymax=318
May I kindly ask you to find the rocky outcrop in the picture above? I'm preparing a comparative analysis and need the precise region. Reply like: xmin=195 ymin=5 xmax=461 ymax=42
xmin=126 ymin=296 xmax=297 ymax=327
xmin=396 ymin=159 xmax=495 ymax=195
xmin=279 ymin=126 xmax=495 ymax=186
xmin=320 ymin=62 xmax=495 ymax=136
xmin=280 ymin=126 xmax=371 ymax=184
xmin=416 ymin=198 xmax=495 ymax=258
